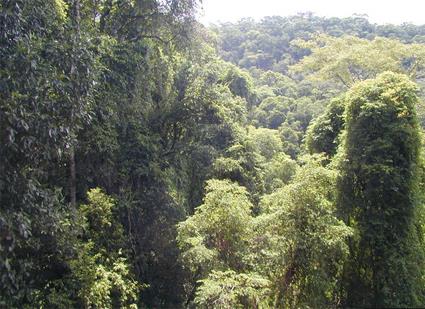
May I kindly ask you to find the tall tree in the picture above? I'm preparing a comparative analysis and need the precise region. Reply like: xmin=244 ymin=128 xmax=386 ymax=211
xmin=0 ymin=0 xmax=84 ymax=305
xmin=337 ymin=72 xmax=425 ymax=307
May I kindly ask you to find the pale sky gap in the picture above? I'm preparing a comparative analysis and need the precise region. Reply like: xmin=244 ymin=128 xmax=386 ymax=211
xmin=198 ymin=0 xmax=425 ymax=25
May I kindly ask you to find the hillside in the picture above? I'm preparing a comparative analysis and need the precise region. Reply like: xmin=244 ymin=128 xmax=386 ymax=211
xmin=1 ymin=2 xmax=425 ymax=308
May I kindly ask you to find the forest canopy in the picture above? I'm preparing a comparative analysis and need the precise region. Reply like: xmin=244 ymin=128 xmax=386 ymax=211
xmin=1 ymin=1 xmax=425 ymax=308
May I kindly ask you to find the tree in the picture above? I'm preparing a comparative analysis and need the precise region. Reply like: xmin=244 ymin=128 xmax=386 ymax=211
xmin=253 ymin=96 xmax=292 ymax=129
xmin=291 ymin=34 xmax=425 ymax=88
xmin=0 ymin=0 xmax=92 ymax=304
xmin=177 ymin=179 xmax=254 ymax=304
xmin=337 ymin=72 xmax=425 ymax=307
xmin=263 ymin=153 xmax=298 ymax=192
xmin=254 ymin=156 xmax=352 ymax=308
xmin=70 ymin=188 xmax=139 ymax=309
xmin=306 ymin=96 xmax=346 ymax=157
xmin=247 ymin=126 xmax=283 ymax=160
xmin=1 ymin=0 xmax=205 ymax=307
xmin=194 ymin=270 xmax=270 ymax=309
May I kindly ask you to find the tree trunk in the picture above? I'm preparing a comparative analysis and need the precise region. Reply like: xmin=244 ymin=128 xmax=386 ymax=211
xmin=69 ymin=0 xmax=80 ymax=207
xmin=69 ymin=146 xmax=76 ymax=207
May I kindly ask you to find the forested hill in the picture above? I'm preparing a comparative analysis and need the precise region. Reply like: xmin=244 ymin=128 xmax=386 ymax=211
xmin=1 ymin=2 xmax=425 ymax=308
xmin=214 ymin=14 xmax=425 ymax=72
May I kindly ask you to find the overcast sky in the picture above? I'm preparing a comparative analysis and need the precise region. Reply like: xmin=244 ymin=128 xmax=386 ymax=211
xmin=198 ymin=0 xmax=425 ymax=25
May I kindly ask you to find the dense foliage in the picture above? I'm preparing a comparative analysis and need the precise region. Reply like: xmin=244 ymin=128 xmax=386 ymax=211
xmin=2 ymin=3 xmax=425 ymax=308
xmin=337 ymin=73 xmax=425 ymax=307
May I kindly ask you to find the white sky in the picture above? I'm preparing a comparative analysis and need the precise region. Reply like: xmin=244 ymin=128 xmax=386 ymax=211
xmin=198 ymin=0 xmax=425 ymax=25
